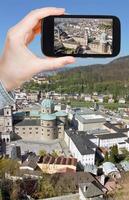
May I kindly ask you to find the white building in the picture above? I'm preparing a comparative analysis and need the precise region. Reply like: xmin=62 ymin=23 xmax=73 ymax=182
xmin=76 ymin=113 xmax=106 ymax=131
xmin=102 ymin=162 xmax=121 ymax=178
xmin=64 ymin=130 xmax=96 ymax=166
xmin=119 ymin=98 xmax=126 ymax=104
xmin=84 ymin=95 xmax=92 ymax=102
xmin=98 ymin=133 xmax=127 ymax=148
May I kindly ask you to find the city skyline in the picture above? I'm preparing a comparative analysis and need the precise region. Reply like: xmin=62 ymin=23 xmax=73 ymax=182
xmin=54 ymin=18 xmax=112 ymax=55
xmin=0 ymin=0 xmax=129 ymax=67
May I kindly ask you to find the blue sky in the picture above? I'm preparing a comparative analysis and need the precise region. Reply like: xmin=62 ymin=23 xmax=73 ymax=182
xmin=0 ymin=0 xmax=129 ymax=67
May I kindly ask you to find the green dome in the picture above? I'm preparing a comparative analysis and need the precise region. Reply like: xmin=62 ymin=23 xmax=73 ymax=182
xmin=55 ymin=111 xmax=67 ymax=117
xmin=41 ymin=99 xmax=54 ymax=109
xmin=30 ymin=110 xmax=40 ymax=117
xmin=40 ymin=113 xmax=56 ymax=121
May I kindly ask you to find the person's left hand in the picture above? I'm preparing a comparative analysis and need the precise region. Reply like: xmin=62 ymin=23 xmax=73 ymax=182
xmin=0 ymin=7 xmax=75 ymax=91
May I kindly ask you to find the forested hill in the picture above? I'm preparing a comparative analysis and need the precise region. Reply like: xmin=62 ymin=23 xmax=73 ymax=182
xmin=24 ymin=55 xmax=129 ymax=95
xmin=43 ymin=55 xmax=129 ymax=95
xmin=56 ymin=55 xmax=129 ymax=83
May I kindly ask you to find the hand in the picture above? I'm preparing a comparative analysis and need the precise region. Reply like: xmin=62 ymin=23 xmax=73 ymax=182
xmin=0 ymin=7 xmax=75 ymax=91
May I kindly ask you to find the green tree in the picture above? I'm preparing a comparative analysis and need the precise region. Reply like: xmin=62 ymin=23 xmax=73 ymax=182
xmin=109 ymin=145 xmax=119 ymax=163
xmin=36 ymin=176 xmax=56 ymax=198
xmin=39 ymin=150 xmax=47 ymax=157
xmin=0 ymin=158 xmax=19 ymax=178
xmin=103 ymin=96 xmax=109 ymax=103
xmin=51 ymin=150 xmax=59 ymax=158
xmin=104 ymin=152 xmax=109 ymax=162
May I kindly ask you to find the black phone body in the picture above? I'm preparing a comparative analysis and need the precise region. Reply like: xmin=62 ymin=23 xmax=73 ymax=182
xmin=41 ymin=15 xmax=121 ymax=58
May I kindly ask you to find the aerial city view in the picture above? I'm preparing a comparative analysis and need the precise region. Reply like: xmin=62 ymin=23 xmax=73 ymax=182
xmin=1 ymin=54 xmax=129 ymax=200
xmin=54 ymin=18 xmax=113 ymax=55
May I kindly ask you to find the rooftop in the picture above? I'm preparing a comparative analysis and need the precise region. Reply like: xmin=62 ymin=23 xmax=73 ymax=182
xmin=79 ymin=182 xmax=104 ymax=198
xmin=97 ymin=133 xmax=127 ymax=140
xmin=40 ymin=113 xmax=56 ymax=121
xmin=76 ymin=114 xmax=106 ymax=124
xmin=38 ymin=155 xmax=77 ymax=166
xmin=15 ymin=119 xmax=40 ymax=126
xmin=65 ymin=130 xmax=96 ymax=155
xmin=20 ymin=154 xmax=40 ymax=170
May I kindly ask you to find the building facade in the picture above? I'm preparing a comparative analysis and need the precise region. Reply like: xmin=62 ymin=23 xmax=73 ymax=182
xmin=14 ymin=99 xmax=68 ymax=141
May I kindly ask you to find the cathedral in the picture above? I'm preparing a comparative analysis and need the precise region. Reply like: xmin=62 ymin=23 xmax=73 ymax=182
xmin=14 ymin=99 xmax=68 ymax=141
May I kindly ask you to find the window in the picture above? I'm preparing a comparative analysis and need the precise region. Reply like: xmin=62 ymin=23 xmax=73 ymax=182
xmin=35 ymin=127 xmax=38 ymax=130
xmin=8 ymin=123 xmax=10 ymax=126
xmin=47 ymin=129 xmax=50 ymax=132
xmin=42 ymin=129 xmax=44 ymax=131
xmin=47 ymin=134 xmax=50 ymax=136
xmin=23 ymin=132 xmax=25 ymax=134
xmin=36 ymin=132 xmax=38 ymax=134
xmin=22 ymin=128 xmax=25 ymax=130
xmin=30 ymin=132 xmax=32 ymax=134
xmin=29 ymin=128 xmax=32 ymax=130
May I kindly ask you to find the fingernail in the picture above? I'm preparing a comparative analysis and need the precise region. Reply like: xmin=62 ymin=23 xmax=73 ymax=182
xmin=58 ymin=8 xmax=65 ymax=12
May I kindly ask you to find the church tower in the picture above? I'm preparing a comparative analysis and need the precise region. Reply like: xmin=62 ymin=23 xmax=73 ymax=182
xmin=4 ymin=106 xmax=13 ymax=132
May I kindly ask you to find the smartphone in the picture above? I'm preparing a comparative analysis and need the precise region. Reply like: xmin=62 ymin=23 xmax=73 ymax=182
xmin=41 ymin=15 xmax=121 ymax=58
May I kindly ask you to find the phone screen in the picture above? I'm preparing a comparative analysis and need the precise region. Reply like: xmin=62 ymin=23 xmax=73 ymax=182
xmin=54 ymin=18 xmax=113 ymax=55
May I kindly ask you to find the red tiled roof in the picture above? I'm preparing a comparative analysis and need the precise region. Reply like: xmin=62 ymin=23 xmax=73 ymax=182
xmin=38 ymin=155 xmax=77 ymax=166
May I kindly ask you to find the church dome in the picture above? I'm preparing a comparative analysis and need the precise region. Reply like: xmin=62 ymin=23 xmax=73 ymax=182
xmin=40 ymin=113 xmax=56 ymax=121
xmin=41 ymin=99 xmax=54 ymax=109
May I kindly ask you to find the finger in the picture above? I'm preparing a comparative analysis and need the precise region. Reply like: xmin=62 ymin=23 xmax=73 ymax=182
xmin=32 ymin=56 xmax=75 ymax=74
xmin=16 ymin=7 xmax=65 ymax=34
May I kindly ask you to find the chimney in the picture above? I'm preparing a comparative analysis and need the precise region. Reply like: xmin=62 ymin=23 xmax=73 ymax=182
xmin=83 ymin=185 xmax=88 ymax=193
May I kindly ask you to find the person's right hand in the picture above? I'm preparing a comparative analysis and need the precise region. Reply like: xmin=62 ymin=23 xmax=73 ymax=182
xmin=0 ymin=7 xmax=75 ymax=92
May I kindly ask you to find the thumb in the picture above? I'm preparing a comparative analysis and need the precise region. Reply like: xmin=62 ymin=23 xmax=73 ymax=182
xmin=32 ymin=56 xmax=75 ymax=74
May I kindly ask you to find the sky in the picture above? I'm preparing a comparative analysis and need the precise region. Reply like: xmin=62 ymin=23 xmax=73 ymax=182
xmin=0 ymin=0 xmax=129 ymax=67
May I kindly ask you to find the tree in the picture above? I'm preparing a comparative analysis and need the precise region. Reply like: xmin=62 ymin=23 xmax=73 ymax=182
xmin=104 ymin=152 xmax=109 ymax=162
xmin=10 ymin=181 xmax=21 ymax=200
xmin=0 ymin=158 xmax=19 ymax=178
xmin=51 ymin=150 xmax=59 ymax=158
xmin=121 ymin=148 xmax=129 ymax=160
xmin=109 ymin=145 xmax=119 ymax=163
xmin=103 ymin=96 xmax=109 ymax=103
xmin=39 ymin=150 xmax=47 ymax=157
xmin=35 ymin=176 xmax=56 ymax=199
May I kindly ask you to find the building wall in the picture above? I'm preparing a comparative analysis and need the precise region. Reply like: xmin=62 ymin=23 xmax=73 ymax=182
xmin=42 ymin=107 xmax=54 ymax=114
xmin=14 ymin=118 xmax=61 ymax=141
xmin=64 ymin=131 xmax=70 ymax=147
xmin=4 ymin=107 xmax=13 ymax=132
xmin=89 ymin=138 xmax=99 ymax=146
xmin=37 ymin=163 xmax=76 ymax=174
xmin=69 ymin=137 xmax=95 ymax=166
xmin=41 ymin=119 xmax=58 ymax=140
xmin=0 ymin=116 xmax=5 ymax=132
xmin=14 ymin=125 xmax=42 ymax=141
xmin=77 ymin=121 xmax=104 ymax=131
xmin=99 ymin=137 xmax=127 ymax=148
xmin=58 ymin=125 xmax=64 ymax=139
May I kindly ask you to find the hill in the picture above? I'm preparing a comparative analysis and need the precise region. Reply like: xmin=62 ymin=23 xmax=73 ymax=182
xmin=24 ymin=55 xmax=129 ymax=97
xmin=57 ymin=55 xmax=129 ymax=82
